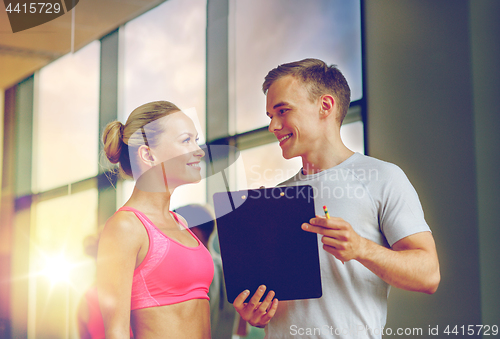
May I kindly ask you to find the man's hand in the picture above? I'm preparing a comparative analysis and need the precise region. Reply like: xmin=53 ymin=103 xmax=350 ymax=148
xmin=233 ymin=285 xmax=279 ymax=328
xmin=302 ymin=216 xmax=365 ymax=262
xmin=302 ymin=216 xmax=440 ymax=294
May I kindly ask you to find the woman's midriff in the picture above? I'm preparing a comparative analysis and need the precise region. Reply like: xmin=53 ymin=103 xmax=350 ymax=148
xmin=131 ymin=299 xmax=211 ymax=339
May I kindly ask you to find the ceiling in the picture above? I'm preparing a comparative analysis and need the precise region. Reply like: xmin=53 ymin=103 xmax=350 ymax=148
xmin=0 ymin=0 xmax=167 ymax=90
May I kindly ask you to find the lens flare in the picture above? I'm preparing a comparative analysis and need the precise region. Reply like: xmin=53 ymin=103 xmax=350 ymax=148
xmin=41 ymin=255 xmax=72 ymax=284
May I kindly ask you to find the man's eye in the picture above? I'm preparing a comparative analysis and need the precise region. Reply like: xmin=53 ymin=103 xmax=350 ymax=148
xmin=183 ymin=137 xmax=190 ymax=143
xmin=279 ymin=109 xmax=287 ymax=114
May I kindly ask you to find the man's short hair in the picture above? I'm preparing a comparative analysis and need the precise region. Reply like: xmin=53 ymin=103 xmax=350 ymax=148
xmin=262 ymin=58 xmax=351 ymax=123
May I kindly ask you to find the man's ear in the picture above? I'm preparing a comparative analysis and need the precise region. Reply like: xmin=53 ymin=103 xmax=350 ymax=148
xmin=319 ymin=94 xmax=336 ymax=118
xmin=138 ymin=145 xmax=155 ymax=166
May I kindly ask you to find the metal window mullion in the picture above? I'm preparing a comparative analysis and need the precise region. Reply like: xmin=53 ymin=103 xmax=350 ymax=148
xmin=206 ymin=0 xmax=231 ymax=202
xmin=98 ymin=30 xmax=119 ymax=227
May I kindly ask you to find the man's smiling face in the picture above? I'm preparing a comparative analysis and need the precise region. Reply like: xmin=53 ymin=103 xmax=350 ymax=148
xmin=266 ymin=75 xmax=323 ymax=160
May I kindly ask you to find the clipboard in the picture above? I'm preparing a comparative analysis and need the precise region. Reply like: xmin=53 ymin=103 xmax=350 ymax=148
xmin=213 ymin=185 xmax=322 ymax=303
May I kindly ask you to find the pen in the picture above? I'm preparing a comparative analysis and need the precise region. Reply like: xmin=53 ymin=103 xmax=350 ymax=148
xmin=323 ymin=205 xmax=330 ymax=219
xmin=323 ymin=205 xmax=344 ymax=264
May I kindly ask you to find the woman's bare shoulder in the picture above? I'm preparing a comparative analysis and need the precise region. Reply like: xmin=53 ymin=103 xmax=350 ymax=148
xmin=101 ymin=209 xmax=145 ymax=243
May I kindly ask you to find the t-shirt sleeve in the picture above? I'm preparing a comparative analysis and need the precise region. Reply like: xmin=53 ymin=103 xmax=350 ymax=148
xmin=379 ymin=164 xmax=431 ymax=246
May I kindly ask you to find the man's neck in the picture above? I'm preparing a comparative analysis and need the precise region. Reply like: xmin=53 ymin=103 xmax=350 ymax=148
xmin=301 ymin=145 xmax=355 ymax=175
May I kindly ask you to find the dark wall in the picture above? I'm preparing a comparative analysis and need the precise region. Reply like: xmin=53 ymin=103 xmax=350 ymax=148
xmin=470 ymin=0 xmax=500 ymax=328
xmin=365 ymin=0 xmax=499 ymax=336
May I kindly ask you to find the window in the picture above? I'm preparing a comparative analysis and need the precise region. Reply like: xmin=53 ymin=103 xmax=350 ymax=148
xmin=229 ymin=0 xmax=362 ymax=133
xmin=32 ymin=188 xmax=98 ymax=338
xmin=6 ymin=3 xmax=365 ymax=338
xmin=120 ymin=0 xmax=207 ymax=208
xmin=236 ymin=142 xmax=302 ymax=190
xmin=35 ymin=41 xmax=100 ymax=192
xmin=234 ymin=119 xmax=364 ymax=191
xmin=341 ymin=120 xmax=365 ymax=154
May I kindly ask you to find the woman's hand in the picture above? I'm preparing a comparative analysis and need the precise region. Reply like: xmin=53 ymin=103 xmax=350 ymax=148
xmin=233 ymin=285 xmax=278 ymax=328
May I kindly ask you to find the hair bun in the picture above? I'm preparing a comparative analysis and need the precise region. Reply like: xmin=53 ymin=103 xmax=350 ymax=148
xmin=102 ymin=120 xmax=125 ymax=164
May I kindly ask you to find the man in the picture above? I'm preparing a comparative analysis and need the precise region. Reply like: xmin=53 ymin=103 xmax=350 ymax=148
xmin=232 ymin=59 xmax=440 ymax=338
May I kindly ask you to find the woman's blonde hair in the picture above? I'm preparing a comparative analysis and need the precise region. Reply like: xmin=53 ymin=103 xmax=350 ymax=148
xmin=102 ymin=101 xmax=180 ymax=178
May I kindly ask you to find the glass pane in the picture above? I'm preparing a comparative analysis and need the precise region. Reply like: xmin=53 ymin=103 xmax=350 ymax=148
xmin=235 ymin=120 xmax=364 ymax=190
xmin=120 ymin=0 xmax=207 ymax=207
xmin=35 ymin=41 xmax=100 ymax=192
xmin=230 ymin=0 xmax=362 ymax=133
xmin=341 ymin=120 xmax=365 ymax=154
xmin=235 ymin=142 xmax=303 ymax=190
xmin=117 ymin=179 xmax=135 ymax=208
xmin=121 ymin=0 xmax=207 ymax=144
xmin=32 ymin=188 xmax=98 ymax=338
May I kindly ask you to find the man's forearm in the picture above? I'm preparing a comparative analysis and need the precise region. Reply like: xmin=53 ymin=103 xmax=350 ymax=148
xmin=356 ymin=235 xmax=440 ymax=294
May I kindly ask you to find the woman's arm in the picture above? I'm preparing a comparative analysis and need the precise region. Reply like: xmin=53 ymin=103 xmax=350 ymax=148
xmin=97 ymin=213 xmax=143 ymax=339
xmin=76 ymin=294 xmax=91 ymax=339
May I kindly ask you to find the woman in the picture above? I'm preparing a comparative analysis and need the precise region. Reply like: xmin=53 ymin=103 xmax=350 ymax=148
xmin=97 ymin=101 xmax=213 ymax=339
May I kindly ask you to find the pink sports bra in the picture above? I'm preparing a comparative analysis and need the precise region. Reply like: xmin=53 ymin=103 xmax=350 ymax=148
xmin=117 ymin=207 xmax=214 ymax=310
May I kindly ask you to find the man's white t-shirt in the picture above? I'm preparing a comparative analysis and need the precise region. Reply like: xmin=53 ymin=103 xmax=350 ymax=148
xmin=265 ymin=153 xmax=431 ymax=338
